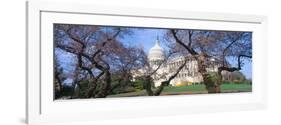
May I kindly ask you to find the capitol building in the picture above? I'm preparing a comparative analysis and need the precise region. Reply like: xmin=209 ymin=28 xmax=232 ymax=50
xmin=133 ymin=38 xmax=220 ymax=87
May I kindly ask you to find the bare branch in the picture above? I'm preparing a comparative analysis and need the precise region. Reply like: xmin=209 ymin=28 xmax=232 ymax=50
xmin=219 ymin=54 xmax=252 ymax=73
xmin=187 ymin=30 xmax=193 ymax=47
xmin=171 ymin=29 xmax=198 ymax=55
xmin=154 ymin=57 xmax=188 ymax=96
xmin=222 ymin=33 xmax=242 ymax=66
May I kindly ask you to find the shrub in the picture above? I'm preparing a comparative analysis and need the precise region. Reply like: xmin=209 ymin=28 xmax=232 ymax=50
xmin=133 ymin=79 xmax=145 ymax=90
xmin=175 ymin=81 xmax=193 ymax=86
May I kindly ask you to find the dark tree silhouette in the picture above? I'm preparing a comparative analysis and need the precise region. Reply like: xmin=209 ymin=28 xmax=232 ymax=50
xmin=54 ymin=24 xmax=144 ymax=98
xmin=168 ymin=29 xmax=252 ymax=93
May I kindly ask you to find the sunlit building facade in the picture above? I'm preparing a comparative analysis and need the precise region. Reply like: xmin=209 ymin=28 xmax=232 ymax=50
xmin=133 ymin=38 xmax=219 ymax=87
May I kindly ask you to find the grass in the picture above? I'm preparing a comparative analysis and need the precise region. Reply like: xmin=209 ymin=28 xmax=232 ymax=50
xmin=108 ymin=83 xmax=252 ymax=98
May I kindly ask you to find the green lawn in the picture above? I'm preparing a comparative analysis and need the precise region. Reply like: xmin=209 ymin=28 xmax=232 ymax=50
xmin=108 ymin=83 xmax=252 ymax=98
xmin=161 ymin=83 xmax=252 ymax=95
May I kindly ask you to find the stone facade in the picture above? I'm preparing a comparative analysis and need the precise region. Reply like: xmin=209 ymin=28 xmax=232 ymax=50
xmin=133 ymin=38 xmax=220 ymax=87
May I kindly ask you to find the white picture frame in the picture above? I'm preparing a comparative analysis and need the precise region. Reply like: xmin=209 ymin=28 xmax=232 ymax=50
xmin=26 ymin=0 xmax=267 ymax=124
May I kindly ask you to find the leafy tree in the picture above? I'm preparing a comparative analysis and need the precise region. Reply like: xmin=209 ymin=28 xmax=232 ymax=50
xmin=167 ymin=29 xmax=252 ymax=93
xmin=54 ymin=24 xmax=143 ymax=98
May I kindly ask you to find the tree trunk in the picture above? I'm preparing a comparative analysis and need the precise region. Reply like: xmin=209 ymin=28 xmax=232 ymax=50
xmin=144 ymin=76 xmax=154 ymax=96
xmin=198 ymin=53 xmax=221 ymax=93
xmin=96 ymin=71 xmax=111 ymax=98
xmin=154 ymin=81 xmax=169 ymax=96
xmin=86 ymin=78 xmax=98 ymax=98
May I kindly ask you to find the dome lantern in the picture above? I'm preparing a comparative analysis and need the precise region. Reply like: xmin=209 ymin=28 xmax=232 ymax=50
xmin=148 ymin=37 xmax=164 ymax=62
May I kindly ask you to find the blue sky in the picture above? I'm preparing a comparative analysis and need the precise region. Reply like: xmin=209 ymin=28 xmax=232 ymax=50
xmin=57 ymin=27 xmax=252 ymax=83
xmin=120 ymin=28 xmax=167 ymax=53
xmin=119 ymin=28 xmax=252 ymax=79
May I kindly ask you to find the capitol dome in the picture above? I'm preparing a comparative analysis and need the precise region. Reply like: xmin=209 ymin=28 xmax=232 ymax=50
xmin=148 ymin=38 xmax=164 ymax=61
